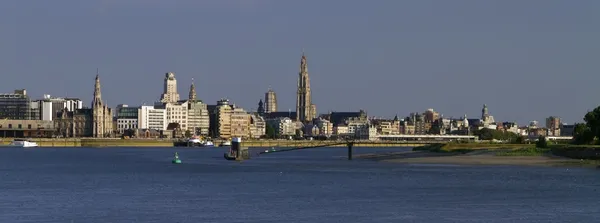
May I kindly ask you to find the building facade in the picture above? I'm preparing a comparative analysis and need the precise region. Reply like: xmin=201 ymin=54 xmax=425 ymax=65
xmin=115 ymin=104 xmax=139 ymax=134
xmin=91 ymin=75 xmax=113 ymax=138
xmin=0 ymin=89 xmax=32 ymax=120
xmin=296 ymin=53 xmax=316 ymax=122
xmin=213 ymin=99 xmax=233 ymax=139
xmin=31 ymin=95 xmax=83 ymax=121
xmin=187 ymin=82 xmax=210 ymax=136
xmin=138 ymin=105 xmax=167 ymax=130
xmin=265 ymin=88 xmax=277 ymax=113
xmin=160 ymin=72 xmax=180 ymax=103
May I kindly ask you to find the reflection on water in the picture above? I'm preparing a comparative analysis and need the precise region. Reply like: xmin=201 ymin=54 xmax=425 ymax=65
xmin=0 ymin=147 xmax=598 ymax=223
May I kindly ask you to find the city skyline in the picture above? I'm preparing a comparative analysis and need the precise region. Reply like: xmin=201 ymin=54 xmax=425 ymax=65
xmin=1 ymin=0 xmax=598 ymax=124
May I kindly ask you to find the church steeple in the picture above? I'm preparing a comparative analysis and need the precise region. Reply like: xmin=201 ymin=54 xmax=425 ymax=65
xmin=92 ymin=69 xmax=103 ymax=107
xmin=189 ymin=78 xmax=197 ymax=101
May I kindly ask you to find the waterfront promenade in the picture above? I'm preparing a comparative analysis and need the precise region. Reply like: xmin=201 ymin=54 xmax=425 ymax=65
xmin=0 ymin=138 xmax=429 ymax=148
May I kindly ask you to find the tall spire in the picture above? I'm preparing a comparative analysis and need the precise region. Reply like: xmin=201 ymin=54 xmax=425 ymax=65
xmin=92 ymin=69 xmax=102 ymax=107
xmin=189 ymin=77 xmax=197 ymax=101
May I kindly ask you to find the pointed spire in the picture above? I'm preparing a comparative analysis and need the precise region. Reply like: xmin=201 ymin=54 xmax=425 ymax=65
xmin=189 ymin=78 xmax=197 ymax=101
xmin=92 ymin=70 xmax=102 ymax=107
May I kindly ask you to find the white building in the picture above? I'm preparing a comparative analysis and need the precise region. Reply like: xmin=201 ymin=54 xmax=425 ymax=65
xmin=31 ymin=95 xmax=83 ymax=121
xmin=138 ymin=105 xmax=167 ymax=130
xmin=160 ymin=72 xmax=180 ymax=103
xmin=160 ymin=101 xmax=189 ymax=130
xmin=266 ymin=117 xmax=295 ymax=137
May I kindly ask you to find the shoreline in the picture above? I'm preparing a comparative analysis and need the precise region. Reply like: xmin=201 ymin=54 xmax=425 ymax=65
xmin=356 ymin=150 xmax=600 ymax=168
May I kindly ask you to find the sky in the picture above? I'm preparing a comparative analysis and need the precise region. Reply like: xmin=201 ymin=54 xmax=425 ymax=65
xmin=1 ymin=0 xmax=598 ymax=125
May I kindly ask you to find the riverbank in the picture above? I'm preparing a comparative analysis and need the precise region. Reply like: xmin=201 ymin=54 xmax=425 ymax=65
xmin=0 ymin=138 xmax=427 ymax=148
xmin=357 ymin=143 xmax=600 ymax=168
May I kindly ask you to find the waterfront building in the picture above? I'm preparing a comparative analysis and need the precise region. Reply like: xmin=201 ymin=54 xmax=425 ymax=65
xmin=91 ymin=74 xmax=114 ymax=138
xmin=546 ymin=116 xmax=561 ymax=136
xmin=115 ymin=104 xmax=139 ymax=134
xmin=249 ymin=114 xmax=266 ymax=138
xmin=31 ymin=95 xmax=82 ymax=121
xmin=160 ymin=72 xmax=180 ymax=103
xmin=187 ymin=82 xmax=210 ymax=136
xmin=213 ymin=99 xmax=233 ymax=139
xmin=423 ymin=109 xmax=439 ymax=123
xmin=313 ymin=118 xmax=333 ymax=137
xmin=230 ymin=106 xmax=250 ymax=138
xmin=158 ymin=101 xmax=188 ymax=130
xmin=0 ymin=119 xmax=54 ymax=138
xmin=138 ymin=105 xmax=167 ymax=130
xmin=333 ymin=125 xmax=349 ymax=136
xmin=295 ymin=53 xmax=316 ymax=122
xmin=0 ymin=89 xmax=33 ymax=120
xmin=265 ymin=117 xmax=295 ymax=137
xmin=371 ymin=115 xmax=400 ymax=135
xmin=264 ymin=88 xmax=277 ymax=113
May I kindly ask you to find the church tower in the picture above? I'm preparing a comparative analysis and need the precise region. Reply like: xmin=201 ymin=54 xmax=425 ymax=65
xmin=296 ymin=52 xmax=315 ymax=122
xmin=92 ymin=72 xmax=112 ymax=138
xmin=189 ymin=78 xmax=197 ymax=102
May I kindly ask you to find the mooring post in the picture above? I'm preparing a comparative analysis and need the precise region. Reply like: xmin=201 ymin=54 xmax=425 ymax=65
xmin=347 ymin=142 xmax=353 ymax=160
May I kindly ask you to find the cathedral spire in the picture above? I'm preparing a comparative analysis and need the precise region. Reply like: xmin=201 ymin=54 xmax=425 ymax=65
xmin=189 ymin=77 xmax=197 ymax=101
xmin=92 ymin=70 xmax=102 ymax=107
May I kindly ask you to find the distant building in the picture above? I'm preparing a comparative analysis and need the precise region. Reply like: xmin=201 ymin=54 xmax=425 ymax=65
xmin=230 ymin=106 xmax=250 ymax=138
xmin=0 ymin=89 xmax=33 ymax=120
xmin=138 ymin=105 xmax=167 ymax=130
xmin=266 ymin=117 xmax=295 ymax=137
xmin=213 ymin=99 xmax=233 ymax=139
xmin=160 ymin=72 xmax=180 ymax=103
xmin=264 ymin=88 xmax=277 ymax=113
xmin=187 ymin=82 xmax=210 ymax=136
xmin=115 ymin=104 xmax=139 ymax=134
xmin=560 ymin=123 xmax=575 ymax=136
xmin=296 ymin=53 xmax=316 ymax=122
xmin=249 ymin=114 xmax=266 ymax=139
xmin=54 ymin=73 xmax=112 ymax=137
xmin=546 ymin=116 xmax=561 ymax=136
xmin=31 ymin=95 xmax=83 ymax=121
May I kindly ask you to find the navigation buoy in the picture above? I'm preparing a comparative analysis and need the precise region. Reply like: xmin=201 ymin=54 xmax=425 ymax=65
xmin=172 ymin=152 xmax=182 ymax=164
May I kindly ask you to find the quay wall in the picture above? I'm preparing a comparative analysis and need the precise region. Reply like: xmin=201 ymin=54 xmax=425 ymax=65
xmin=0 ymin=138 xmax=428 ymax=148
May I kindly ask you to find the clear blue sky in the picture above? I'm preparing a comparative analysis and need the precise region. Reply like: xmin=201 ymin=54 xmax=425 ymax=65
xmin=1 ymin=0 xmax=598 ymax=125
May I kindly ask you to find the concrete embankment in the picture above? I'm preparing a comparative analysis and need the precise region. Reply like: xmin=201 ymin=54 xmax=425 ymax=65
xmin=0 ymin=138 xmax=425 ymax=148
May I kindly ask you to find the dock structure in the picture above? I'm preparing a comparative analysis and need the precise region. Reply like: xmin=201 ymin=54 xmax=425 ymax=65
xmin=225 ymin=137 xmax=249 ymax=161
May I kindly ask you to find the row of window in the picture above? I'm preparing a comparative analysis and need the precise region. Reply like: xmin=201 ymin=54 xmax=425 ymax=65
xmin=0 ymin=124 xmax=33 ymax=129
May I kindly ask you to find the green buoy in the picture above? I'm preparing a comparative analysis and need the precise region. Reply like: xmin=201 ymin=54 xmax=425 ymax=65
xmin=172 ymin=152 xmax=182 ymax=164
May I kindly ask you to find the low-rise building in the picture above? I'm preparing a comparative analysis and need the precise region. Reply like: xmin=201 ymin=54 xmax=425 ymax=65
xmin=265 ymin=117 xmax=295 ymax=137
xmin=115 ymin=104 xmax=139 ymax=134
xmin=0 ymin=119 xmax=55 ymax=138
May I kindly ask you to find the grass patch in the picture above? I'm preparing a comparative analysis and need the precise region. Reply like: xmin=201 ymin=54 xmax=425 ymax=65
xmin=496 ymin=147 xmax=549 ymax=156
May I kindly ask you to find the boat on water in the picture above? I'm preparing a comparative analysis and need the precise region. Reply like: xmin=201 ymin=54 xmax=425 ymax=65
xmin=201 ymin=141 xmax=214 ymax=147
xmin=9 ymin=139 xmax=38 ymax=148
xmin=219 ymin=141 xmax=231 ymax=147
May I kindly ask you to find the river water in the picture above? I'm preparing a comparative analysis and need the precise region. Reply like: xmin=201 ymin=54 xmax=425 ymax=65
xmin=0 ymin=147 xmax=598 ymax=223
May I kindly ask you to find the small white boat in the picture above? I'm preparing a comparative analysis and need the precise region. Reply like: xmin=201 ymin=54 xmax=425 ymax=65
xmin=220 ymin=141 xmax=231 ymax=147
xmin=202 ymin=141 xmax=214 ymax=147
xmin=9 ymin=139 xmax=38 ymax=148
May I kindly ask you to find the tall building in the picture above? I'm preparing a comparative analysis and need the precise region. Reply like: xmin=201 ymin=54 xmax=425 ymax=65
xmin=265 ymin=88 xmax=277 ymax=113
xmin=92 ymin=74 xmax=113 ymax=138
xmin=296 ymin=53 xmax=315 ymax=122
xmin=213 ymin=99 xmax=233 ymax=139
xmin=546 ymin=116 xmax=561 ymax=136
xmin=138 ymin=105 xmax=167 ymax=130
xmin=187 ymin=81 xmax=210 ymax=136
xmin=160 ymin=72 xmax=180 ymax=103
xmin=115 ymin=104 xmax=139 ymax=134
xmin=0 ymin=89 xmax=32 ymax=120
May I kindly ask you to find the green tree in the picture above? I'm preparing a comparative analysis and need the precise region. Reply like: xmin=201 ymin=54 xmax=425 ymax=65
xmin=573 ymin=123 xmax=594 ymax=144
xmin=515 ymin=135 xmax=525 ymax=144
xmin=536 ymin=136 xmax=548 ymax=148
xmin=184 ymin=130 xmax=192 ymax=138
xmin=265 ymin=124 xmax=276 ymax=139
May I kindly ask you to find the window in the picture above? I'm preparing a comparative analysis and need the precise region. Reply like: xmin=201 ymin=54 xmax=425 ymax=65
xmin=18 ymin=124 xmax=22 ymax=129
xmin=28 ymin=124 xmax=31 ymax=129
xmin=8 ymin=124 xmax=12 ymax=129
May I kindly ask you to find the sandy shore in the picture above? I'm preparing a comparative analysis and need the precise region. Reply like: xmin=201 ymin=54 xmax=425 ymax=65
xmin=356 ymin=150 xmax=593 ymax=167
